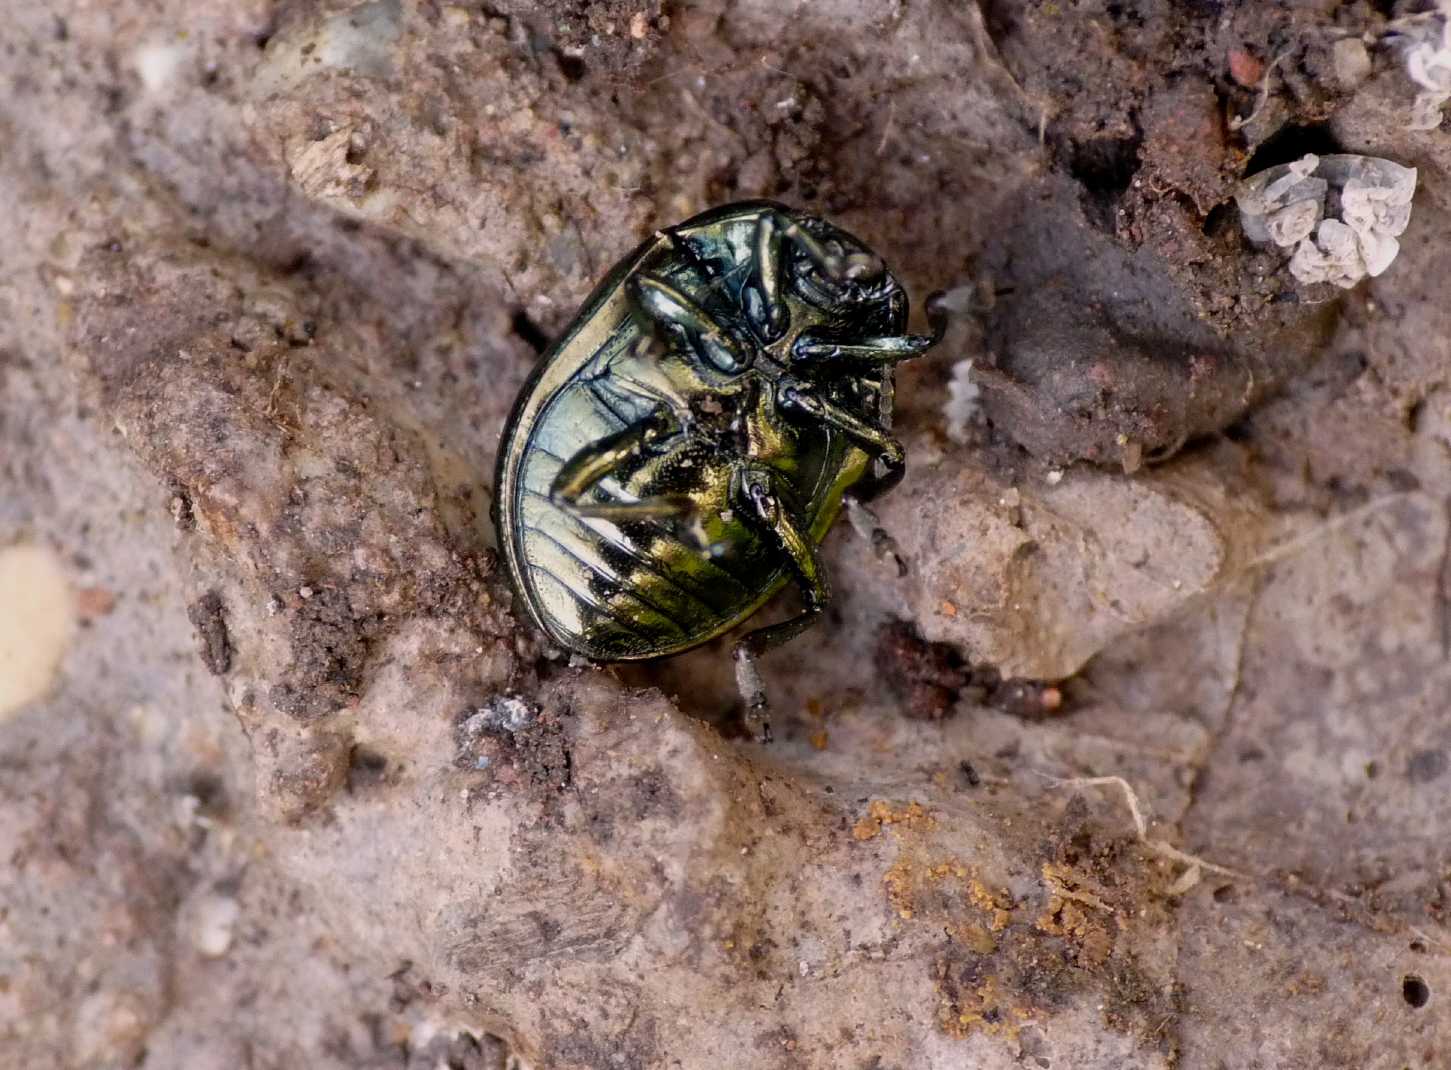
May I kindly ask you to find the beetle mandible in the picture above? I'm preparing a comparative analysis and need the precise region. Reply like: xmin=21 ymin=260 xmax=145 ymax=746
xmin=494 ymin=201 xmax=940 ymax=740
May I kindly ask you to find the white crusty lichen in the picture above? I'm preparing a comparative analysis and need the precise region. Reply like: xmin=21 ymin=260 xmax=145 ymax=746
xmin=1397 ymin=1 xmax=1451 ymax=130
xmin=943 ymin=360 xmax=981 ymax=445
xmin=930 ymin=284 xmax=984 ymax=445
xmin=1235 ymin=153 xmax=1417 ymax=289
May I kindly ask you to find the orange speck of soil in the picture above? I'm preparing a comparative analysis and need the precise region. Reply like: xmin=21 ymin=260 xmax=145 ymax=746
xmin=851 ymin=799 xmax=935 ymax=841
xmin=881 ymin=851 xmax=1017 ymax=934
xmin=75 ymin=586 xmax=118 ymax=621
xmin=884 ymin=857 xmax=916 ymax=919
xmin=946 ymin=921 xmax=998 ymax=955
xmin=809 ymin=730 xmax=829 ymax=751
xmin=940 ymin=599 xmax=958 ymax=617
xmin=1036 ymin=863 xmax=1116 ymax=968
xmin=937 ymin=974 xmax=1031 ymax=1041
xmin=968 ymin=878 xmax=1014 ymax=932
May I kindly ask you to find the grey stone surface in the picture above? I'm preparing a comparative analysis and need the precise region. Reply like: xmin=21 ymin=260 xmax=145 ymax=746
xmin=2 ymin=2 xmax=1448 ymax=1067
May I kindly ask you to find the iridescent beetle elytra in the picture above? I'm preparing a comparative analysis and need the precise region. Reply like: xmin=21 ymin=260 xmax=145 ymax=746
xmin=494 ymin=201 xmax=941 ymax=739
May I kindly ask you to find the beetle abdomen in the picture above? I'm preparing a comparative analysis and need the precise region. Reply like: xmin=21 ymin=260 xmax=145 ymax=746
xmin=515 ymin=377 xmax=780 ymax=659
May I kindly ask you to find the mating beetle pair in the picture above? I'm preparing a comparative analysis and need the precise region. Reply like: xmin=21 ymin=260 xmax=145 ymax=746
xmin=494 ymin=201 xmax=940 ymax=739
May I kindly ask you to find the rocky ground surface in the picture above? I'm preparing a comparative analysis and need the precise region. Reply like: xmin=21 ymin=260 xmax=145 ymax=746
xmin=3 ymin=1 xmax=1450 ymax=1067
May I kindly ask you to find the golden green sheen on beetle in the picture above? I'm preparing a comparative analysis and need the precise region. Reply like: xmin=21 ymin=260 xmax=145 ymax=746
xmin=494 ymin=201 xmax=936 ymax=673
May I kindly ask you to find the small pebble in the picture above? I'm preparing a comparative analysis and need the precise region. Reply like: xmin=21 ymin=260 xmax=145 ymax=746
xmin=1228 ymin=48 xmax=1265 ymax=88
xmin=1333 ymin=38 xmax=1372 ymax=88
xmin=0 ymin=544 xmax=74 ymax=721
xmin=191 ymin=895 xmax=241 ymax=958
xmin=134 ymin=40 xmax=188 ymax=94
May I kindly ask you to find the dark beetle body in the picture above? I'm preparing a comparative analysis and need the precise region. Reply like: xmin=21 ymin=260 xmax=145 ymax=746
xmin=494 ymin=201 xmax=932 ymax=667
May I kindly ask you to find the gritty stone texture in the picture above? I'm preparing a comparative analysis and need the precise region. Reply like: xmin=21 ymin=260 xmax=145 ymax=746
xmin=186 ymin=591 xmax=233 ymax=676
xmin=3 ymin=1 xmax=1451 ymax=1068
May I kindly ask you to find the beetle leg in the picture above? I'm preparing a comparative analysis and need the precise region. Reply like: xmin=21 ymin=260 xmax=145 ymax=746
xmin=774 ymin=376 xmax=912 ymax=568
xmin=776 ymin=378 xmax=906 ymax=469
xmin=730 ymin=464 xmax=832 ymax=743
xmin=835 ymin=423 xmax=911 ymax=571
xmin=629 ymin=273 xmax=749 ymax=374
xmin=839 ymin=440 xmax=908 ymax=569
xmin=792 ymin=289 xmax=947 ymax=366
xmin=843 ymin=450 xmax=906 ymax=503
xmin=550 ymin=416 xmax=697 ymax=523
xmin=551 ymin=416 xmax=668 ymax=502
xmin=743 ymin=212 xmax=789 ymax=342
xmin=565 ymin=497 xmax=697 ymax=522
xmin=791 ymin=333 xmax=936 ymax=365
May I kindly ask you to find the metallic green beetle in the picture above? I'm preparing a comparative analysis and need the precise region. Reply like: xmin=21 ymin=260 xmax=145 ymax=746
xmin=494 ymin=201 xmax=937 ymax=737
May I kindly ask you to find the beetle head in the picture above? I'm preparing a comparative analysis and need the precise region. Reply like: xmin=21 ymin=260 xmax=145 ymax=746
xmin=788 ymin=224 xmax=906 ymax=334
